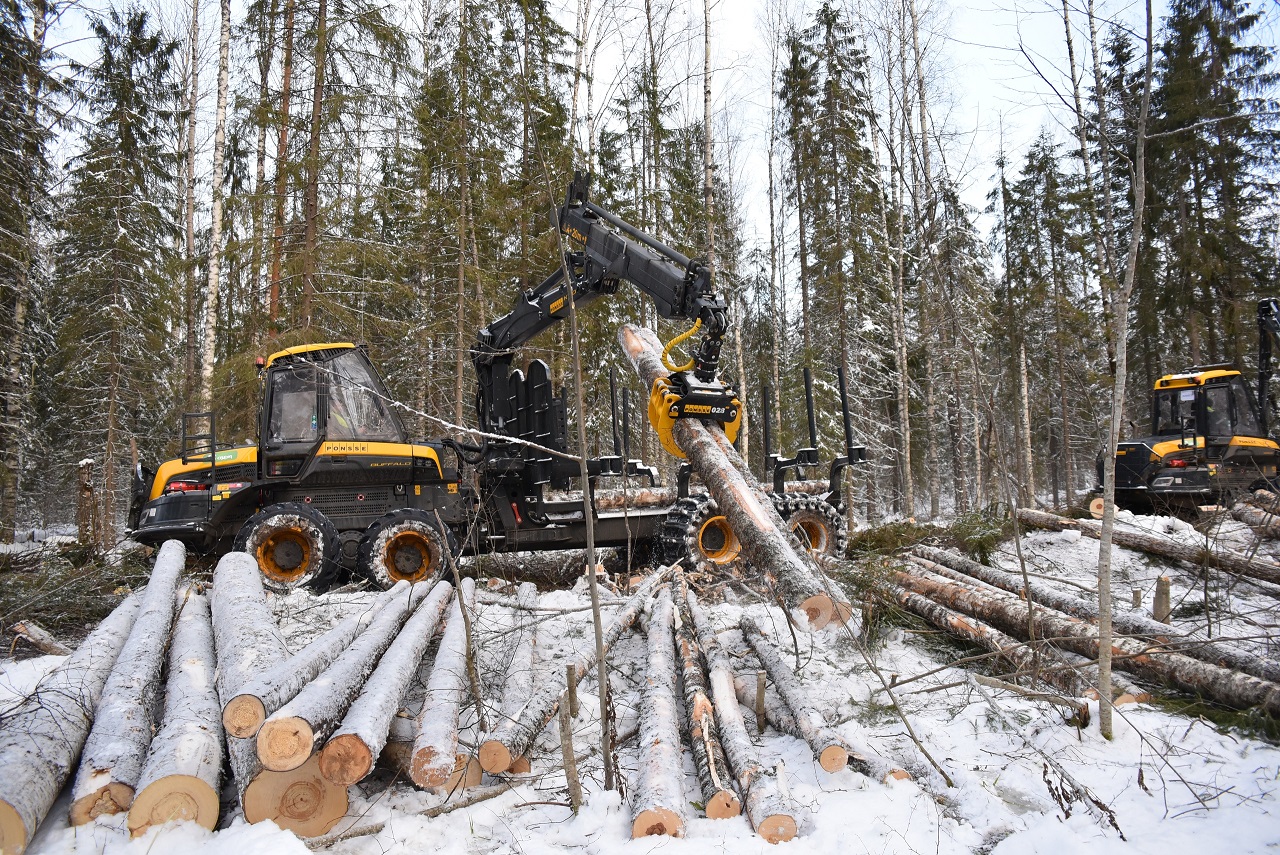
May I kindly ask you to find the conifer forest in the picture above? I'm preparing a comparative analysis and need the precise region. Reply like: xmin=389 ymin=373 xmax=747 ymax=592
xmin=0 ymin=0 xmax=1275 ymax=544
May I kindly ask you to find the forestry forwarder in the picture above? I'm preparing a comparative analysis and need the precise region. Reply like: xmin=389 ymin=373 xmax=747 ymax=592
xmin=128 ymin=174 xmax=856 ymax=590
xmin=1091 ymin=298 xmax=1280 ymax=515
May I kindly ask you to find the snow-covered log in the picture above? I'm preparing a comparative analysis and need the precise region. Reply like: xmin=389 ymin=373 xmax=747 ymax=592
xmin=258 ymin=581 xmax=433 ymax=772
xmin=687 ymin=592 xmax=796 ymax=843
xmin=631 ymin=588 xmax=686 ymax=838
xmin=223 ymin=581 xmax=406 ymax=739
xmin=895 ymin=565 xmax=1280 ymax=716
xmin=127 ymin=589 xmax=223 ymax=836
xmin=487 ymin=582 xmax=539 ymax=774
xmin=478 ymin=566 xmax=673 ymax=774
xmin=672 ymin=571 xmax=739 ymax=818
xmin=741 ymin=613 xmax=887 ymax=774
xmin=70 ymin=539 xmax=186 ymax=824
xmin=911 ymin=547 xmax=1280 ymax=684
xmin=242 ymin=754 xmax=349 ymax=838
xmin=1054 ymin=651 xmax=1152 ymax=704
xmin=0 ymin=593 xmax=141 ymax=855
xmin=319 ymin=581 xmax=454 ymax=785
xmin=619 ymin=324 xmax=843 ymax=630
xmin=1015 ymin=507 xmax=1280 ymax=587
xmin=410 ymin=578 xmax=478 ymax=788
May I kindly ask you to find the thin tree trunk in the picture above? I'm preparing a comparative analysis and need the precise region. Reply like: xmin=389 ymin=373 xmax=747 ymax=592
xmin=183 ymin=0 xmax=200 ymax=399
xmin=299 ymin=0 xmax=327 ymax=329
xmin=267 ymin=0 xmax=297 ymax=333
xmin=199 ymin=0 xmax=230 ymax=408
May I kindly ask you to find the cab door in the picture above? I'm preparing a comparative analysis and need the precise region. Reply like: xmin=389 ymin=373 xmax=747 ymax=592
xmin=259 ymin=360 xmax=323 ymax=481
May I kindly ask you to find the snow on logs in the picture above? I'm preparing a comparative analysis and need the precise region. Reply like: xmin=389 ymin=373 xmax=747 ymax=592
xmin=209 ymin=552 xmax=347 ymax=837
xmin=672 ymin=572 xmax=740 ymax=819
xmin=258 ymin=581 xmax=433 ymax=772
xmin=410 ymin=578 xmax=478 ymax=788
xmin=894 ymin=563 xmax=1280 ymax=716
xmin=69 ymin=540 xmax=186 ymax=825
xmin=223 ymin=583 xmax=403 ymax=739
xmin=319 ymin=580 xmax=454 ymax=786
xmin=478 ymin=566 xmax=674 ymax=774
xmin=492 ymin=582 xmax=539 ymax=775
xmin=0 ymin=593 xmax=142 ymax=855
xmin=1015 ymin=507 xmax=1280 ymax=587
xmin=688 ymin=592 xmax=797 ymax=844
xmin=631 ymin=588 xmax=686 ymax=838
xmin=911 ymin=546 xmax=1280 ymax=685
xmin=127 ymin=588 xmax=223 ymax=837
xmin=619 ymin=324 xmax=845 ymax=629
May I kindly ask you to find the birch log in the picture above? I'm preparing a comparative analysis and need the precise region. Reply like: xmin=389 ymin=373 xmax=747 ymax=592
xmin=70 ymin=540 xmax=186 ymax=824
xmin=258 ymin=581 xmax=433 ymax=771
xmin=0 ymin=594 xmax=141 ymax=855
xmin=1015 ymin=507 xmax=1280 ymax=586
xmin=672 ymin=572 xmax=740 ymax=819
xmin=895 ymin=565 xmax=1280 ymax=716
xmin=619 ymin=324 xmax=842 ymax=629
xmin=687 ymin=592 xmax=796 ymax=843
xmin=223 ymin=581 xmax=407 ymax=738
xmin=911 ymin=546 xmax=1280 ymax=684
xmin=492 ymin=582 xmax=538 ymax=773
xmin=478 ymin=566 xmax=673 ymax=773
xmin=631 ymin=588 xmax=686 ymax=838
xmin=128 ymin=589 xmax=223 ymax=836
xmin=319 ymin=580 xmax=454 ymax=785
xmin=410 ymin=578 xmax=478 ymax=788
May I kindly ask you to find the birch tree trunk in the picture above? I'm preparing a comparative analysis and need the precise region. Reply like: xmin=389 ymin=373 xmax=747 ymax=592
xmin=299 ymin=0 xmax=327 ymax=328
xmin=267 ymin=0 xmax=297 ymax=330
xmin=198 ymin=0 xmax=230 ymax=407
xmin=410 ymin=578 xmax=478 ymax=788
xmin=182 ymin=0 xmax=200 ymax=397
xmin=0 ymin=594 xmax=141 ymax=855
xmin=631 ymin=588 xmax=685 ymax=838
xmin=70 ymin=541 xmax=186 ymax=824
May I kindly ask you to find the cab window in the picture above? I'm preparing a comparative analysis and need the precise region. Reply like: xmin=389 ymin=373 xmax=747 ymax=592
xmin=1204 ymin=385 xmax=1231 ymax=437
xmin=1230 ymin=378 xmax=1263 ymax=437
xmin=325 ymin=351 xmax=401 ymax=441
xmin=268 ymin=364 xmax=318 ymax=443
xmin=1155 ymin=389 xmax=1196 ymax=435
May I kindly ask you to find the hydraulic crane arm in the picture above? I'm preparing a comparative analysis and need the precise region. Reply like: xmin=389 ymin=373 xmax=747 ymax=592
xmin=472 ymin=172 xmax=740 ymax=457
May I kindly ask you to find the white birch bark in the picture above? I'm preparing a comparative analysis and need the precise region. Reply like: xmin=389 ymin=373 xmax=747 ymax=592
xmin=631 ymin=588 xmax=685 ymax=838
xmin=198 ymin=0 xmax=231 ymax=407
xmin=258 ymin=581 xmax=434 ymax=771
xmin=70 ymin=540 xmax=186 ymax=823
xmin=409 ymin=578 xmax=477 ymax=788
xmin=128 ymin=588 xmax=223 ymax=836
xmin=319 ymin=580 xmax=453 ymax=785
xmin=496 ymin=582 xmax=538 ymax=728
xmin=0 ymin=594 xmax=142 ymax=855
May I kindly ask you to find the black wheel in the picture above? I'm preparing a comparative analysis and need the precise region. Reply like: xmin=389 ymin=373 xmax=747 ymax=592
xmin=660 ymin=494 xmax=741 ymax=570
xmin=357 ymin=509 xmax=457 ymax=589
xmin=771 ymin=493 xmax=848 ymax=559
xmin=233 ymin=502 xmax=341 ymax=592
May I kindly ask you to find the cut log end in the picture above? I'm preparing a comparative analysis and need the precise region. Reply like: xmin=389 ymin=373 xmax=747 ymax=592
xmin=318 ymin=734 xmax=373 ymax=787
xmin=223 ymin=695 xmax=267 ymax=739
xmin=705 ymin=790 xmax=741 ymax=819
xmin=478 ymin=740 xmax=512 ymax=774
xmin=819 ymin=744 xmax=849 ymax=773
xmin=127 ymin=775 xmax=219 ymax=836
xmin=257 ymin=716 xmax=315 ymax=772
xmin=69 ymin=782 xmax=134 ymax=825
xmin=0 ymin=800 xmax=27 ymax=855
xmin=800 ymin=594 xmax=834 ymax=629
xmin=507 ymin=756 xmax=531 ymax=775
xmin=447 ymin=756 xmax=483 ymax=791
xmin=757 ymin=813 xmax=798 ymax=844
xmin=884 ymin=769 xmax=912 ymax=783
xmin=409 ymin=747 xmax=447 ymax=789
xmin=243 ymin=755 xmax=348 ymax=838
xmin=631 ymin=807 xmax=684 ymax=838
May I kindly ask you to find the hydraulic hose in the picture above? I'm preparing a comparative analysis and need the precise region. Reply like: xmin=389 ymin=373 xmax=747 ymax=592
xmin=661 ymin=319 xmax=703 ymax=373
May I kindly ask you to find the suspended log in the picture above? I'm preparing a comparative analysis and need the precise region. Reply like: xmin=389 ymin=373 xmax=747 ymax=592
xmin=0 ymin=593 xmax=142 ymax=855
xmin=9 ymin=620 xmax=71 ymax=656
xmin=620 ymin=324 xmax=842 ymax=629
xmin=319 ymin=581 xmax=454 ymax=786
xmin=223 ymin=581 xmax=406 ymax=739
xmin=894 ymin=565 xmax=1280 ymax=716
xmin=242 ymin=754 xmax=349 ymax=838
xmin=411 ymin=579 xmax=478 ymax=788
xmin=70 ymin=540 xmax=186 ymax=825
xmin=1015 ymin=507 xmax=1280 ymax=587
xmin=672 ymin=571 xmax=740 ymax=819
xmin=128 ymin=589 xmax=223 ymax=836
xmin=740 ymin=614 xmax=906 ymax=776
xmin=687 ymin=591 xmax=796 ymax=844
xmin=258 ymin=581 xmax=433 ymax=772
xmin=1232 ymin=502 xmax=1280 ymax=539
xmin=911 ymin=546 xmax=1280 ymax=684
xmin=478 ymin=566 xmax=673 ymax=774
xmin=631 ymin=588 xmax=686 ymax=838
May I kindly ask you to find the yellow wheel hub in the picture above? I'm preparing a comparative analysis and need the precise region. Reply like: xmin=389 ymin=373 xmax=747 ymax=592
xmin=257 ymin=529 xmax=312 ymax=584
xmin=696 ymin=515 xmax=741 ymax=565
xmin=383 ymin=529 xmax=439 ymax=583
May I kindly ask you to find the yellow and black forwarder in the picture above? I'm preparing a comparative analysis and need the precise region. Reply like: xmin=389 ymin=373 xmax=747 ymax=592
xmin=1092 ymin=299 xmax=1280 ymax=515
xmin=128 ymin=174 xmax=863 ymax=589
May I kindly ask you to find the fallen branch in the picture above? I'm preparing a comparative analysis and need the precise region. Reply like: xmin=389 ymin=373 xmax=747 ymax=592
xmin=9 ymin=620 xmax=70 ymax=656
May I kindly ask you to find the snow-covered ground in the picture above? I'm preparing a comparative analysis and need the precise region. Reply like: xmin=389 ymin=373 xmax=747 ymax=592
xmin=4 ymin=516 xmax=1279 ymax=855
